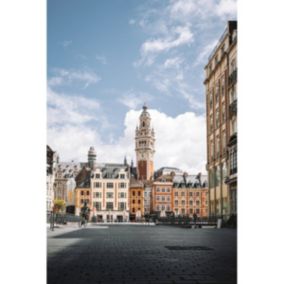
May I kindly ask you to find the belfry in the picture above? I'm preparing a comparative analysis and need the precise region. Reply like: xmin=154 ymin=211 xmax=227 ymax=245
xmin=135 ymin=104 xmax=155 ymax=180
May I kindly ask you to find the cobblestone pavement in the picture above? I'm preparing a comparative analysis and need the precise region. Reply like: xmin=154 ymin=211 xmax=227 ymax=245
xmin=47 ymin=225 xmax=236 ymax=284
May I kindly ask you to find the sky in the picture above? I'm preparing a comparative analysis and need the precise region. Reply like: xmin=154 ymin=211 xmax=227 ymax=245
xmin=47 ymin=0 xmax=237 ymax=174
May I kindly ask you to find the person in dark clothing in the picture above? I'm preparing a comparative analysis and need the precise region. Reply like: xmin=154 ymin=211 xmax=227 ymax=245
xmin=193 ymin=212 xmax=198 ymax=228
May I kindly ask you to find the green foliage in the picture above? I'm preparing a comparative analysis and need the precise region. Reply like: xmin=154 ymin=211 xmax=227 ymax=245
xmin=53 ymin=199 xmax=65 ymax=212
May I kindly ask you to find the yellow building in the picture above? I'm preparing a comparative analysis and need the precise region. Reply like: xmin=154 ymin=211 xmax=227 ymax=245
xmin=74 ymin=167 xmax=92 ymax=218
xmin=129 ymin=178 xmax=144 ymax=221
xmin=204 ymin=21 xmax=237 ymax=219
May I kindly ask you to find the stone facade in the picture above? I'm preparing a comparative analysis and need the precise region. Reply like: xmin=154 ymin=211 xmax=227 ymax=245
xmin=91 ymin=164 xmax=130 ymax=222
xmin=204 ymin=21 xmax=237 ymax=219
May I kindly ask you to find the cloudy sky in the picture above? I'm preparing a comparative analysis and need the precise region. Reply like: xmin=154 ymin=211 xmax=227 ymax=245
xmin=47 ymin=0 xmax=237 ymax=174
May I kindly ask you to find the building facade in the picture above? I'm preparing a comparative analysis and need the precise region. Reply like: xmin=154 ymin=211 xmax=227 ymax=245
xmin=135 ymin=104 xmax=155 ymax=181
xmin=226 ymin=27 xmax=237 ymax=215
xmin=129 ymin=178 xmax=144 ymax=221
xmin=54 ymin=161 xmax=79 ymax=212
xmin=91 ymin=163 xmax=130 ymax=222
xmin=151 ymin=175 xmax=173 ymax=216
xmin=172 ymin=175 xmax=209 ymax=217
xmin=204 ymin=21 xmax=237 ymax=219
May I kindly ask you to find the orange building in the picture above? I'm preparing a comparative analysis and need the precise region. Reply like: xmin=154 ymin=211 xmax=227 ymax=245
xmin=151 ymin=175 xmax=173 ymax=216
xmin=172 ymin=175 xmax=209 ymax=218
xmin=129 ymin=178 xmax=144 ymax=221
xmin=74 ymin=167 xmax=93 ymax=218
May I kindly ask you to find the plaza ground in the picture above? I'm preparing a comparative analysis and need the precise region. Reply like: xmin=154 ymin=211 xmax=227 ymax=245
xmin=47 ymin=224 xmax=236 ymax=284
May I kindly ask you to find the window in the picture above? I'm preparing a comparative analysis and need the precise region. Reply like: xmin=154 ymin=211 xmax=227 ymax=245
xmin=156 ymin=188 xmax=160 ymax=192
xmin=120 ymin=174 xmax=125 ymax=179
xmin=118 ymin=202 xmax=125 ymax=211
xmin=196 ymin=200 xmax=200 ymax=206
xmin=119 ymin=182 xmax=126 ymax=188
xmin=138 ymin=200 xmax=141 ymax=204
xmin=190 ymin=209 xmax=193 ymax=214
xmin=161 ymin=205 xmax=165 ymax=210
xmin=81 ymin=191 xmax=84 ymax=196
xmin=156 ymin=205 xmax=160 ymax=211
xmin=190 ymin=200 xmax=193 ymax=205
xmin=222 ymin=131 xmax=226 ymax=153
xmin=216 ymin=109 xmax=220 ymax=128
xmin=156 ymin=196 xmax=160 ymax=201
xmin=86 ymin=191 xmax=89 ymax=195
xmin=216 ymin=135 xmax=220 ymax=157
xmin=94 ymin=202 xmax=101 ymax=210
xmin=132 ymin=200 xmax=135 ymax=204
xmin=196 ymin=209 xmax=200 ymax=214
xmin=196 ymin=192 xmax=200 ymax=197
xmin=209 ymin=91 xmax=213 ymax=110
xmin=215 ymin=85 xmax=219 ymax=105
xmin=95 ymin=174 xmax=100 ymax=178
xmin=94 ymin=192 xmax=102 ymax=198
xmin=181 ymin=200 xmax=185 ymax=206
xmin=181 ymin=208 xmax=185 ymax=215
xmin=189 ymin=192 xmax=193 ymax=197
xmin=106 ymin=202 xmax=113 ymax=210
xmin=222 ymin=103 xmax=226 ymax=123
xmin=138 ymin=191 xmax=141 ymax=196
xmin=210 ymin=115 xmax=213 ymax=132
xmin=175 ymin=200 xmax=178 ymax=206
xmin=167 ymin=196 xmax=170 ymax=201
xmin=132 ymin=191 xmax=135 ymax=196
xmin=181 ymin=192 xmax=185 ymax=196
xmin=166 ymin=205 xmax=170 ymax=211
xmin=118 ymin=192 xmax=126 ymax=198
xmin=162 ymin=196 xmax=165 ymax=201
xmin=94 ymin=182 xmax=101 ymax=188
xmin=106 ymin=183 xmax=113 ymax=188
xmin=210 ymin=140 xmax=214 ymax=161
xmin=174 ymin=192 xmax=178 ymax=196
xmin=106 ymin=192 xmax=113 ymax=198
xmin=81 ymin=199 xmax=84 ymax=204
xmin=132 ymin=208 xmax=135 ymax=213
xmin=162 ymin=188 xmax=165 ymax=192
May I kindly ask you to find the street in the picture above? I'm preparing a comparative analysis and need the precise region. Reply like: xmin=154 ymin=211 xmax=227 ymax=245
xmin=47 ymin=224 xmax=236 ymax=284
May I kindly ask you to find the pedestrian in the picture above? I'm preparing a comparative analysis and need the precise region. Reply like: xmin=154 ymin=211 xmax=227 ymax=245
xmin=193 ymin=212 xmax=198 ymax=228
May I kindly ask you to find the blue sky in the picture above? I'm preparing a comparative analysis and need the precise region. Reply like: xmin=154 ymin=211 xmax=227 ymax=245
xmin=47 ymin=0 xmax=237 ymax=173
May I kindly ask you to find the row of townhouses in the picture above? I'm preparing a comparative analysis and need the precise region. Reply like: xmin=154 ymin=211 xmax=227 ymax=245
xmin=47 ymin=105 xmax=209 ymax=222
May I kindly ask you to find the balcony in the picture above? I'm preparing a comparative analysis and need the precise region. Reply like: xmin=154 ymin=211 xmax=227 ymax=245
xmin=229 ymin=99 xmax=237 ymax=118
xmin=228 ymin=69 xmax=237 ymax=85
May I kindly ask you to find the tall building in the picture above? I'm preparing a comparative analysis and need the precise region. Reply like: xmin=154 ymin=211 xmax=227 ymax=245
xmin=135 ymin=104 xmax=155 ymax=181
xmin=204 ymin=21 xmax=237 ymax=219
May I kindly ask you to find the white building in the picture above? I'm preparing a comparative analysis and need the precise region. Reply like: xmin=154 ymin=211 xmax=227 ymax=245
xmin=91 ymin=163 xmax=130 ymax=222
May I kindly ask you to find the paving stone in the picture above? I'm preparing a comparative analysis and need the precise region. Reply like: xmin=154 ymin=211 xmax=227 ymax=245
xmin=48 ymin=225 xmax=236 ymax=284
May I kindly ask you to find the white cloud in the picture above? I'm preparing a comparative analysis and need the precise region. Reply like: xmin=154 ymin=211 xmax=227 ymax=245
xmin=47 ymin=87 xmax=101 ymax=127
xmin=216 ymin=0 xmax=237 ymax=17
xmin=95 ymin=55 xmax=107 ymax=65
xmin=48 ymin=108 xmax=206 ymax=174
xmin=118 ymin=91 xmax=153 ymax=110
xmin=60 ymin=40 xmax=72 ymax=48
xmin=141 ymin=25 xmax=193 ymax=55
xmin=194 ymin=39 xmax=218 ymax=66
xmin=129 ymin=19 xmax=136 ymax=25
xmin=48 ymin=68 xmax=101 ymax=88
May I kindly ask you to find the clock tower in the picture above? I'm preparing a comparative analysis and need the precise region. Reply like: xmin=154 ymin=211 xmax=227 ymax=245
xmin=135 ymin=104 xmax=155 ymax=180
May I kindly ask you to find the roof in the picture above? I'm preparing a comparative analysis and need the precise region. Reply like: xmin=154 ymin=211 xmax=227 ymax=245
xmin=95 ymin=163 xmax=128 ymax=179
xmin=129 ymin=178 xmax=144 ymax=188
xmin=75 ymin=167 xmax=91 ymax=188
xmin=173 ymin=174 xmax=208 ymax=189
xmin=55 ymin=162 xmax=81 ymax=179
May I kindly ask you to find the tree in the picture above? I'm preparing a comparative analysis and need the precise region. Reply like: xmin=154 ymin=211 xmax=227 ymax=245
xmin=53 ymin=199 xmax=65 ymax=213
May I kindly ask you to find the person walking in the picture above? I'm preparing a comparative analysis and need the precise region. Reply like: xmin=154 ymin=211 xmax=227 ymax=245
xmin=193 ymin=212 xmax=198 ymax=228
